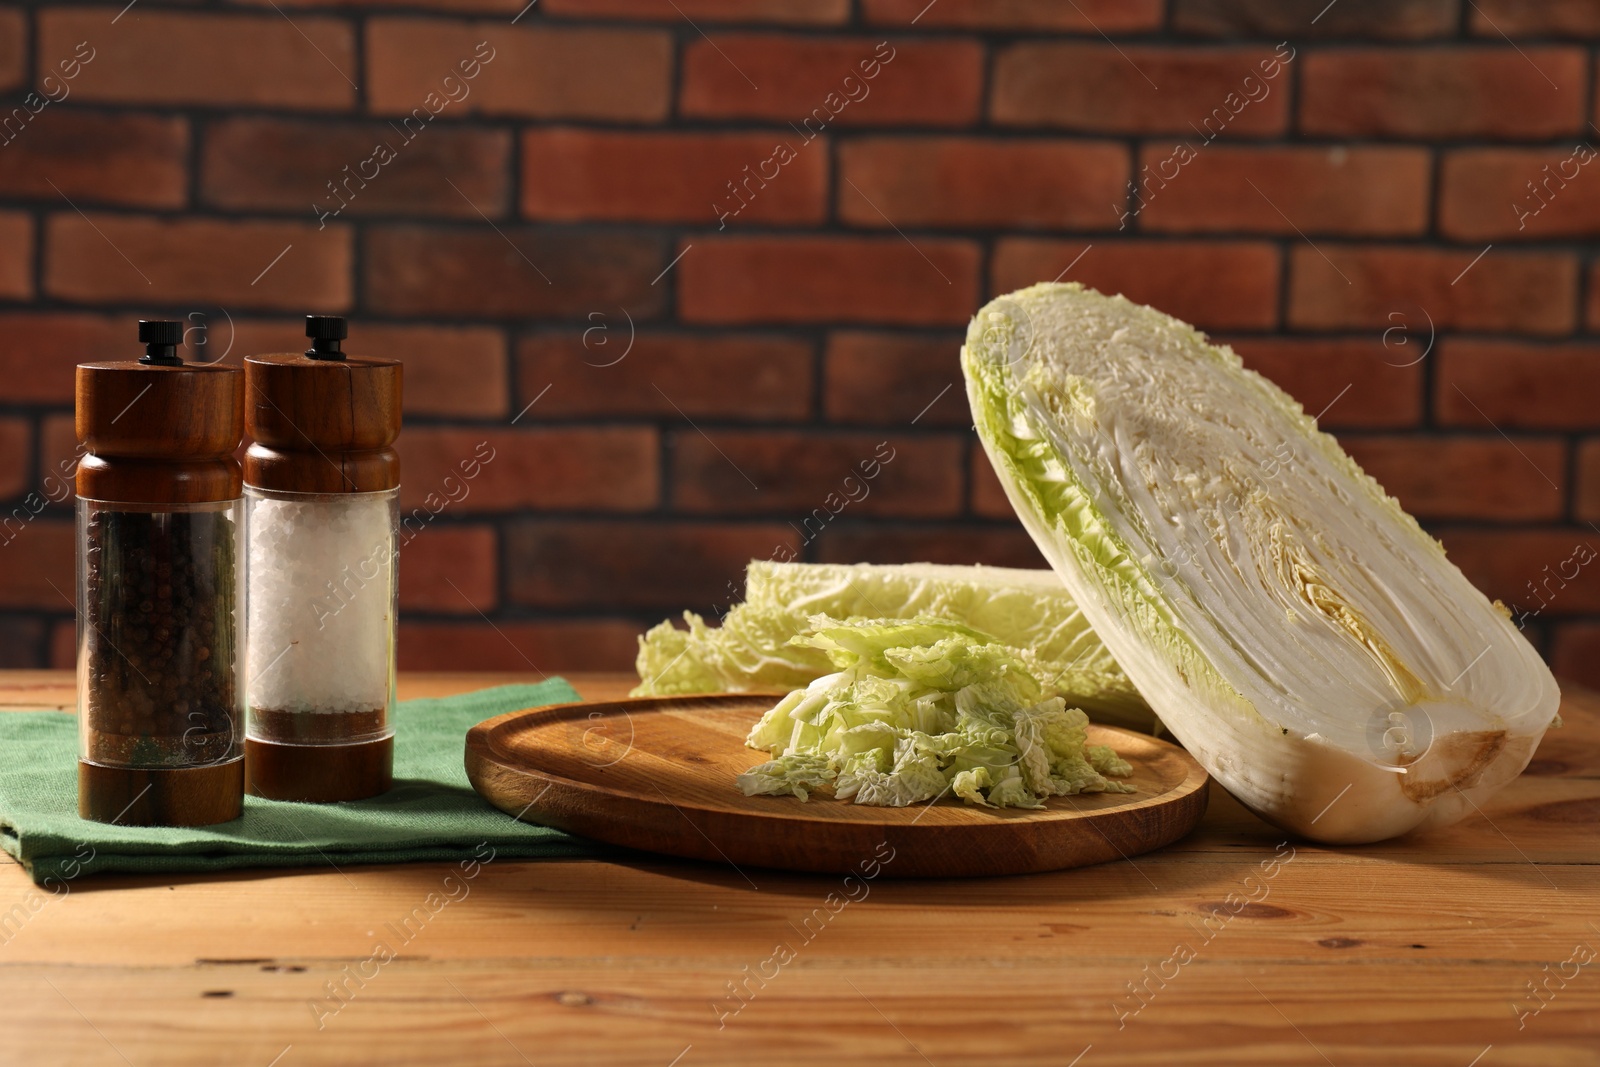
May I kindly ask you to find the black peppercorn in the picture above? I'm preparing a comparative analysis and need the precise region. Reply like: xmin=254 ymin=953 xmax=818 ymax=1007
xmin=81 ymin=507 xmax=239 ymax=767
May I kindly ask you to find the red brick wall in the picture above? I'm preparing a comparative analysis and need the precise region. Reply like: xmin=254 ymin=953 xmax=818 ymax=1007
xmin=2 ymin=0 xmax=1600 ymax=688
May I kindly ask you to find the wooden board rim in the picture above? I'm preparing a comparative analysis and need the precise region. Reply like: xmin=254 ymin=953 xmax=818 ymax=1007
xmin=464 ymin=692 xmax=1211 ymax=878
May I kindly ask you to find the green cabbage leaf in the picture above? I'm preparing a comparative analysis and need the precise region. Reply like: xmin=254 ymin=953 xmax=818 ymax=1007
xmin=634 ymin=560 xmax=1153 ymax=731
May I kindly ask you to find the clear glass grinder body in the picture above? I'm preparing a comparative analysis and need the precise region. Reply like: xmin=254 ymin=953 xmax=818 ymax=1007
xmin=245 ymin=487 xmax=398 ymax=750
xmin=78 ymin=499 xmax=243 ymax=771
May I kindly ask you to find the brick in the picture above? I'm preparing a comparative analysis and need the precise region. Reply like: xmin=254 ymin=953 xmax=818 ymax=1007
xmin=0 ymin=418 xmax=29 ymax=500
xmin=839 ymin=138 xmax=1128 ymax=230
xmin=364 ymin=226 xmax=666 ymax=320
xmin=1173 ymin=0 xmax=1457 ymax=38
xmin=1576 ymin=440 xmax=1600 ymax=523
xmin=0 ymin=520 xmax=72 ymax=609
xmin=992 ymin=239 xmax=1280 ymax=331
xmin=398 ymin=428 xmax=657 ymax=514
xmin=0 ymin=112 xmax=187 ymax=209
xmin=399 ymin=620 xmax=642 ymax=673
xmin=823 ymin=332 xmax=965 ymax=426
xmin=1287 ymin=246 xmax=1576 ymax=336
xmin=864 ymin=0 xmax=1161 ymax=30
xmin=970 ymin=451 xmax=1014 ymax=520
xmin=0 ymin=9 xmax=22 ymax=93
xmin=1551 ymin=624 xmax=1600 ymax=691
xmin=670 ymin=431 xmax=963 ymax=517
xmin=49 ymin=619 xmax=73 ymax=670
xmin=203 ymin=117 xmax=510 ymax=220
xmin=1341 ymin=436 xmax=1565 ymax=522
xmin=681 ymin=36 xmax=982 ymax=128
xmin=1438 ymin=529 xmax=1600 ymax=616
xmin=39 ymin=9 xmax=355 ymax=110
xmin=1300 ymin=49 xmax=1586 ymax=140
xmin=397 ymin=525 xmax=497 ymax=613
xmin=39 ymin=414 xmax=78 ymax=505
xmin=546 ymin=0 xmax=849 ymax=22
xmin=680 ymin=237 xmax=980 ymax=326
xmin=0 ymin=616 xmax=46 ymax=670
xmin=45 ymin=214 xmax=352 ymax=311
xmin=0 ymin=213 xmax=30 ymax=300
xmin=522 ymin=129 xmax=826 ymax=226
xmin=1435 ymin=340 xmax=1600 ymax=431
xmin=992 ymin=43 xmax=1293 ymax=135
xmin=368 ymin=20 xmax=670 ymax=122
xmin=506 ymin=520 xmax=800 ymax=609
xmin=1469 ymin=0 xmax=1600 ymax=37
xmin=517 ymin=332 xmax=813 ymax=421
xmin=0 ymin=315 xmax=126 ymax=405
xmin=1439 ymin=148 xmax=1600 ymax=242
xmin=1225 ymin=337 xmax=1423 ymax=429
xmin=815 ymin=524 xmax=1048 ymax=570
xmin=1136 ymin=146 xmax=1430 ymax=237
xmin=239 ymin=0 xmax=524 ymax=10
xmin=227 ymin=319 xmax=508 ymax=419
xmin=370 ymin=325 xmax=508 ymax=419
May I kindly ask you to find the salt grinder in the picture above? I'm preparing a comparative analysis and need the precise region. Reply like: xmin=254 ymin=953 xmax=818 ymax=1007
xmin=76 ymin=320 xmax=246 ymax=826
xmin=243 ymin=316 xmax=402 ymax=802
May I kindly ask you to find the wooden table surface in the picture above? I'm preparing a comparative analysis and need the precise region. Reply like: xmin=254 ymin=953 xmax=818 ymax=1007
xmin=0 ymin=670 xmax=1595 ymax=1067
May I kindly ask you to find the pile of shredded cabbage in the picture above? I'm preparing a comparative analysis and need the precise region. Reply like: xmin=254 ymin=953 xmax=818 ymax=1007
xmin=737 ymin=616 xmax=1135 ymax=809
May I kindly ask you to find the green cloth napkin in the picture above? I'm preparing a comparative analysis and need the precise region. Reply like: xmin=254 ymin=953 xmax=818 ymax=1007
xmin=0 ymin=680 xmax=606 ymax=884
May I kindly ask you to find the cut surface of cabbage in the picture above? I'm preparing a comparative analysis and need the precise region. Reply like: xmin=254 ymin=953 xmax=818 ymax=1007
xmin=633 ymin=560 xmax=1153 ymax=730
xmin=963 ymin=282 xmax=1560 ymax=843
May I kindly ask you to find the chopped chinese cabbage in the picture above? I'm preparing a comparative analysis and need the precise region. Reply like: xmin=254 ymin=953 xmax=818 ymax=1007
xmin=736 ymin=616 xmax=1135 ymax=809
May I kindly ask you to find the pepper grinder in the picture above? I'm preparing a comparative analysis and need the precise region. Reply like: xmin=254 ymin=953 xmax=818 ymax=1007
xmin=243 ymin=316 xmax=402 ymax=802
xmin=76 ymin=320 xmax=246 ymax=826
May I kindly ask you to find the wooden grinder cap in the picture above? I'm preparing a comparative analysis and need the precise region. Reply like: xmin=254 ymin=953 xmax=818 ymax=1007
xmin=244 ymin=316 xmax=402 ymax=494
xmin=76 ymin=320 xmax=244 ymax=505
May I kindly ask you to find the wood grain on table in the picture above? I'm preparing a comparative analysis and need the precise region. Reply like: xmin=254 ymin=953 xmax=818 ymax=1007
xmin=0 ymin=671 xmax=1595 ymax=1067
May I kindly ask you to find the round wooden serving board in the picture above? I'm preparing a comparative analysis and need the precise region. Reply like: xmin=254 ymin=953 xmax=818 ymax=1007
xmin=464 ymin=693 xmax=1210 ymax=878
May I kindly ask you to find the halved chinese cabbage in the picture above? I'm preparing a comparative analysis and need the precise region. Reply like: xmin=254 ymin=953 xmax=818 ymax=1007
xmin=633 ymin=560 xmax=1153 ymax=730
xmin=964 ymin=282 xmax=1560 ymax=844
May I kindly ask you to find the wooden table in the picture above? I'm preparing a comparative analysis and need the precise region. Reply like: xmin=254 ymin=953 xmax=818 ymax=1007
xmin=1 ymin=671 xmax=1595 ymax=1066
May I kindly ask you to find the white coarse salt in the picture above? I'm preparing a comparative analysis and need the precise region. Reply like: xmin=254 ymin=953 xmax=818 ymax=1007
xmin=246 ymin=491 xmax=394 ymax=717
